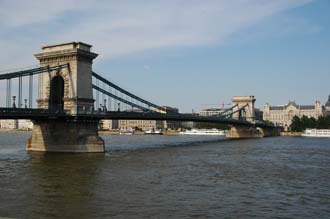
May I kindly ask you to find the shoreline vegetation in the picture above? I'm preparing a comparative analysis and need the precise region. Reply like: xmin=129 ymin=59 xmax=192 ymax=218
xmin=290 ymin=115 xmax=330 ymax=132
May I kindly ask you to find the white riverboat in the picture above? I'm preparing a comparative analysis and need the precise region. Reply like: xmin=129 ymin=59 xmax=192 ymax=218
xmin=145 ymin=130 xmax=163 ymax=135
xmin=302 ymin=129 xmax=330 ymax=138
xmin=119 ymin=131 xmax=133 ymax=135
xmin=180 ymin=128 xmax=225 ymax=136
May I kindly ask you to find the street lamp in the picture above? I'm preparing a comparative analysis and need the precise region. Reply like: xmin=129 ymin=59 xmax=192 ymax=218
xmin=12 ymin=96 xmax=16 ymax=108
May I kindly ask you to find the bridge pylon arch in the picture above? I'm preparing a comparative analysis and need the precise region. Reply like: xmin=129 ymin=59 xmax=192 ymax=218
xmin=27 ymin=42 xmax=104 ymax=153
xmin=35 ymin=42 xmax=97 ymax=114
xmin=49 ymin=75 xmax=64 ymax=111
xmin=231 ymin=96 xmax=256 ymax=122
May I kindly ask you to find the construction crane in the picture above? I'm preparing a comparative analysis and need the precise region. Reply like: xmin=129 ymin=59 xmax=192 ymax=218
xmin=200 ymin=102 xmax=231 ymax=109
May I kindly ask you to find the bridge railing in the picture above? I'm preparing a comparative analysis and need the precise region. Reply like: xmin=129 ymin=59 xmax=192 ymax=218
xmin=0 ymin=64 xmax=70 ymax=109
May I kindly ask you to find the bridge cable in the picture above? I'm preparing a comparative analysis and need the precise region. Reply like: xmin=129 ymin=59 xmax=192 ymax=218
xmin=0 ymin=64 xmax=69 ymax=80
xmin=92 ymin=72 xmax=165 ymax=112
xmin=29 ymin=74 xmax=33 ymax=108
xmin=107 ymin=86 xmax=111 ymax=111
xmin=18 ymin=76 xmax=22 ymax=108
xmin=95 ymin=78 xmax=99 ymax=110
xmin=92 ymin=85 xmax=151 ymax=112
xmin=208 ymin=104 xmax=238 ymax=119
xmin=6 ymin=79 xmax=11 ymax=107
xmin=228 ymin=104 xmax=249 ymax=120
xmin=102 ymin=82 xmax=105 ymax=110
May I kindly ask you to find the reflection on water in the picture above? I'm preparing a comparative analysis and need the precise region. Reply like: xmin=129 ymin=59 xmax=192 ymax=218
xmin=0 ymin=134 xmax=330 ymax=218
xmin=27 ymin=153 xmax=105 ymax=218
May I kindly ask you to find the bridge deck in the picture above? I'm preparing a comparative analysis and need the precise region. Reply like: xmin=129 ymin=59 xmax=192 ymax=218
xmin=0 ymin=108 xmax=275 ymax=128
xmin=0 ymin=108 xmax=251 ymax=125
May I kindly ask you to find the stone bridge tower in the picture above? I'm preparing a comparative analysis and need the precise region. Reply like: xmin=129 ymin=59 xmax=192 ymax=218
xmin=231 ymin=96 xmax=256 ymax=122
xmin=35 ymin=42 xmax=97 ymax=114
xmin=226 ymin=96 xmax=260 ymax=139
xmin=27 ymin=42 xmax=104 ymax=153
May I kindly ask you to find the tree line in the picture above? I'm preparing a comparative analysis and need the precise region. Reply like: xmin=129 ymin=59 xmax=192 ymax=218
xmin=290 ymin=115 xmax=330 ymax=132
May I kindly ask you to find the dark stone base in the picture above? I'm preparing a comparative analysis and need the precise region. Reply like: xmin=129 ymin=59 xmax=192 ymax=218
xmin=26 ymin=119 xmax=104 ymax=153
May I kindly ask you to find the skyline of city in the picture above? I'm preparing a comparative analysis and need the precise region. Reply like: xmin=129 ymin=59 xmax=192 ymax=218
xmin=0 ymin=0 xmax=329 ymax=112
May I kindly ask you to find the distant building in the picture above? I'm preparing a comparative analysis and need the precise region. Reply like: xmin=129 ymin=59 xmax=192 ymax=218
xmin=119 ymin=120 xmax=158 ymax=131
xmin=199 ymin=108 xmax=226 ymax=117
xmin=101 ymin=106 xmax=180 ymax=131
xmin=180 ymin=121 xmax=196 ymax=129
xmin=18 ymin=120 xmax=33 ymax=130
xmin=101 ymin=119 xmax=118 ymax=130
xmin=0 ymin=119 xmax=33 ymax=130
xmin=263 ymin=96 xmax=330 ymax=130
xmin=255 ymin=108 xmax=263 ymax=121
xmin=0 ymin=120 xmax=18 ymax=129
xmin=157 ymin=106 xmax=180 ymax=130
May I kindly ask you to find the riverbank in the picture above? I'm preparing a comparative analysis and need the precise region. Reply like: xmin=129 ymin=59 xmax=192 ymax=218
xmin=0 ymin=129 xmax=181 ymax=135
xmin=280 ymin=131 xmax=303 ymax=137
xmin=99 ymin=130 xmax=180 ymax=135
xmin=0 ymin=129 xmax=31 ymax=134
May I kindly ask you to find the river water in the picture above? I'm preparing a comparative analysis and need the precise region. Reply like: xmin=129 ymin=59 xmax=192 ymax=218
xmin=0 ymin=133 xmax=329 ymax=218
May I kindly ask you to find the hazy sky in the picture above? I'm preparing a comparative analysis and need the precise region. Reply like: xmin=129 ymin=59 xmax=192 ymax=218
xmin=0 ymin=0 xmax=329 ymax=112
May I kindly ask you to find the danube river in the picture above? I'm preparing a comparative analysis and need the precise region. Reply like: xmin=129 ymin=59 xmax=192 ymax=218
xmin=0 ymin=133 xmax=329 ymax=218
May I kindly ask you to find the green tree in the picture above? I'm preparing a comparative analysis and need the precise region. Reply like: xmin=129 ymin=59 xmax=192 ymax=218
xmin=290 ymin=115 xmax=330 ymax=131
xmin=326 ymin=116 xmax=330 ymax=128
xmin=290 ymin=116 xmax=303 ymax=132
xmin=264 ymin=120 xmax=274 ymax=126
xmin=308 ymin=117 xmax=317 ymax=128
xmin=317 ymin=116 xmax=328 ymax=129
xmin=301 ymin=115 xmax=317 ymax=129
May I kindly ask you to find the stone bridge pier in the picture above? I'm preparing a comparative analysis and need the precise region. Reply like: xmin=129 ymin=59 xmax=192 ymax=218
xmin=226 ymin=96 xmax=258 ymax=139
xmin=226 ymin=96 xmax=280 ymax=139
xmin=225 ymin=126 xmax=281 ymax=139
xmin=226 ymin=126 xmax=263 ymax=139
xmin=26 ymin=42 xmax=104 ymax=152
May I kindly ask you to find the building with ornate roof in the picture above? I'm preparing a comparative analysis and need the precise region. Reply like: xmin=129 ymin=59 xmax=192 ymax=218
xmin=263 ymin=95 xmax=330 ymax=130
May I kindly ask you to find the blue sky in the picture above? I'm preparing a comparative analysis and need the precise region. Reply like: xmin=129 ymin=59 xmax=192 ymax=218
xmin=0 ymin=0 xmax=329 ymax=112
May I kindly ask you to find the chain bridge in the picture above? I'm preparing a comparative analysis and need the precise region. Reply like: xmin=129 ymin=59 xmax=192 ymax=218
xmin=0 ymin=42 xmax=279 ymax=152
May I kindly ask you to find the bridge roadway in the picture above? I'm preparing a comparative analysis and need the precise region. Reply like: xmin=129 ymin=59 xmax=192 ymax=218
xmin=0 ymin=107 xmax=273 ymax=128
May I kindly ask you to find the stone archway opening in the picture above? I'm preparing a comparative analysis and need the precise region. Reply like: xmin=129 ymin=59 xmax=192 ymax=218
xmin=49 ymin=75 xmax=64 ymax=111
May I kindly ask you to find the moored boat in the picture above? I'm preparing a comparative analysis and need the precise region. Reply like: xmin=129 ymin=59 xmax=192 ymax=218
xmin=119 ymin=131 xmax=133 ymax=135
xmin=302 ymin=129 xmax=330 ymax=138
xmin=145 ymin=130 xmax=163 ymax=135
xmin=180 ymin=128 xmax=225 ymax=136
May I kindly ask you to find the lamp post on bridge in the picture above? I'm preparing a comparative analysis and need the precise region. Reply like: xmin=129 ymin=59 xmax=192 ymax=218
xmin=103 ymin=99 xmax=107 ymax=112
xmin=12 ymin=96 xmax=16 ymax=108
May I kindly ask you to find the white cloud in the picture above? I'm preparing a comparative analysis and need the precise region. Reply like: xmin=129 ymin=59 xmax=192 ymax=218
xmin=0 ymin=0 xmax=92 ymax=28
xmin=0 ymin=0 xmax=314 ymax=69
